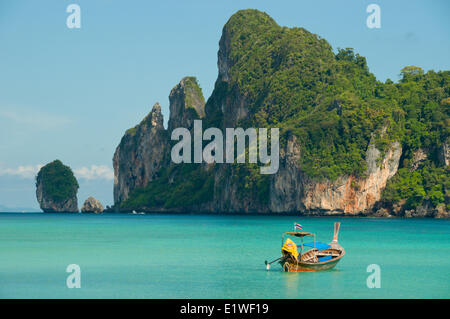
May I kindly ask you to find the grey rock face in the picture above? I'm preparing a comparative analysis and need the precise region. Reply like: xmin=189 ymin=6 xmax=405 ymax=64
xmin=217 ymin=28 xmax=231 ymax=83
xmin=410 ymin=148 xmax=428 ymax=171
xmin=113 ymin=78 xmax=205 ymax=206
xmin=81 ymin=197 xmax=104 ymax=213
xmin=438 ymin=137 xmax=450 ymax=166
xmin=270 ymin=137 xmax=402 ymax=214
xmin=269 ymin=134 xmax=304 ymax=212
xmin=434 ymin=204 xmax=449 ymax=219
xmin=113 ymin=102 xmax=169 ymax=204
xmin=168 ymin=77 xmax=205 ymax=132
xmin=36 ymin=181 xmax=78 ymax=213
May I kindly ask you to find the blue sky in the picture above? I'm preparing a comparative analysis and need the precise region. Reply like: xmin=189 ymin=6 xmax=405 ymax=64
xmin=0 ymin=0 xmax=449 ymax=210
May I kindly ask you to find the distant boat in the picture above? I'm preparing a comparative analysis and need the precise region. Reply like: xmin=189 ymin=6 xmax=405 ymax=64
xmin=265 ymin=222 xmax=345 ymax=272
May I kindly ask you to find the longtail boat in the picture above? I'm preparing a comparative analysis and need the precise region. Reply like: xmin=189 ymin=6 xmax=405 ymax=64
xmin=265 ymin=222 xmax=345 ymax=272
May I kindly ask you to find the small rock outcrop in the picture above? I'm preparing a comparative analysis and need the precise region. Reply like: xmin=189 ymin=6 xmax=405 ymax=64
xmin=434 ymin=204 xmax=449 ymax=219
xmin=410 ymin=148 xmax=428 ymax=171
xmin=438 ymin=138 xmax=450 ymax=166
xmin=81 ymin=197 xmax=104 ymax=213
xmin=36 ymin=160 xmax=79 ymax=213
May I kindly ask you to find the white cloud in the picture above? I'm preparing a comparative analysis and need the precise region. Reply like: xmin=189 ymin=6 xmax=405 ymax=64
xmin=0 ymin=164 xmax=43 ymax=179
xmin=0 ymin=164 xmax=114 ymax=181
xmin=74 ymin=165 xmax=114 ymax=181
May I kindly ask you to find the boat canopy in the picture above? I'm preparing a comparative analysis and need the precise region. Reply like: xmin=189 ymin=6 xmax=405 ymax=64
xmin=303 ymin=242 xmax=331 ymax=251
xmin=284 ymin=232 xmax=314 ymax=237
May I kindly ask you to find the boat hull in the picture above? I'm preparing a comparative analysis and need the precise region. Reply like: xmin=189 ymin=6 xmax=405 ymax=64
xmin=280 ymin=247 xmax=345 ymax=272
xmin=281 ymin=258 xmax=342 ymax=272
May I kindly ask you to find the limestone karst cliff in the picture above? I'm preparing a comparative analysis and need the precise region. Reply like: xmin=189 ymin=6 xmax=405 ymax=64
xmin=112 ymin=9 xmax=449 ymax=217
xmin=36 ymin=160 xmax=79 ymax=213
xmin=113 ymin=102 xmax=169 ymax=204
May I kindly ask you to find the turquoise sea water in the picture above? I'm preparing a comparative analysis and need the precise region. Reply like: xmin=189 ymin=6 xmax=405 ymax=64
xmin=0 ymin=213 xmax=449 ymax=299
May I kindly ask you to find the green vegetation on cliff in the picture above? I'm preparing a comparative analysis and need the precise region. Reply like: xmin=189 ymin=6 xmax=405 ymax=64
xmin=209 ymin=10 xmax=448 ymax=210
xmin=36 ymin=160 xmax=79 ymax=203
xmin=183 ymin=76 xmax=205 ymax=112
xmin=383 ymin=165 xmax=449 ymax=209
xmin=210 ymin=10 xmax=402 ymax=181
xmin=121 ymin=9 xmax=449 ymax=212
xmin=382 ymin=69 xmax=450 ymax=209
xmin=232 ymin=162 xmax=271 ymax=204
xmin=121 ymin=164 xmax=214 ymax=210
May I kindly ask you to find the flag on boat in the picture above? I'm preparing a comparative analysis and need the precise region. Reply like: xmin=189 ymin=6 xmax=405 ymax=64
xmin=294 ymin=222 xmax=303 ymax=231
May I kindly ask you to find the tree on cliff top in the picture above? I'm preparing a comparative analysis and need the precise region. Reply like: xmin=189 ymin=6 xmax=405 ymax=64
xmin=400 ymin=66 xmax=424 ymax=82
xmin=36 ymin=160 xmax=79 ymax=203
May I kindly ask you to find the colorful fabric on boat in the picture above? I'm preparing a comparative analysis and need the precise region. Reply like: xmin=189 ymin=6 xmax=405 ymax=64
xmin=294 ymin=222 xmax=303 ymax=231
xmin=318 ymin=255 xmax=332 ymax=262
xmin=303 ymin=242 xmax=331 ymax=251
xmin=282 ymin=238 xmax=299 ymax=259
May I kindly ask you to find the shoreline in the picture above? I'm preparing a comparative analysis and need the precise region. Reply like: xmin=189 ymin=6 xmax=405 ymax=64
xmin=1 ymin=210 xmax=448 ymax=219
